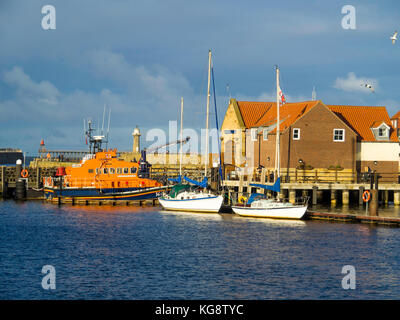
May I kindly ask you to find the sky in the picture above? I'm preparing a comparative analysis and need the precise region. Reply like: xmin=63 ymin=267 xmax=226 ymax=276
xmin=1 ymin=0 xmax=400 ymax=155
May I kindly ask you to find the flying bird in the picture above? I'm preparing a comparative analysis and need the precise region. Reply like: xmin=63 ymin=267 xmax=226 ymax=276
xmin=391 ymin=31 xmax=398 ymax=44
xmin=360 ymin=83 xmax=375 ymax=93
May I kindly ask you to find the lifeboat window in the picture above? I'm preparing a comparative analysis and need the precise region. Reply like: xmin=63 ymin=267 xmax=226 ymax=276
xmin=88 ymin=169 xmax=94 ymax=174
xmin=123 ymin=168 xmax=129 ymax=174
xmin=109 ymin=168 xmax=115 ymax=174
xmin=103 ymin=168 xmax=108 ymax=174
xmin=130 ymin=167 xmax=137 ymax=174
xmin=116 ymin=168 xmax=122 ymax=174
xmin=96 ymin=168 xmax=99 ymax=174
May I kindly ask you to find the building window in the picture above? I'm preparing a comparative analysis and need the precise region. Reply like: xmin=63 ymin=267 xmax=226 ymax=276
xmin=263 ymin=129 xmax=268 ymax=141
xmin=251 ymin=129 xmax=257 ymax=141
xmin=378 ymin=127 xmax=387 ymax=137
xmin=333 ymin=129 xmax=345 ymax=142
xmin=293 ymin=128 xmax=300 ymax=140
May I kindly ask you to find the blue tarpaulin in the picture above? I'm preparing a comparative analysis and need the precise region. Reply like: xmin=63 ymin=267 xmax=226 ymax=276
xmin=168 ymin=175 xmax=182 ymax=183
xmin=183 ymin=176 xmax=208 ymax=188
xmin=250 ymin=177 xmax=281 ymax=192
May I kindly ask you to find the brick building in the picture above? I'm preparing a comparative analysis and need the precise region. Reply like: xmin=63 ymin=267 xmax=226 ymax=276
xmin=221 ymin=99 xmax=399 ymax=182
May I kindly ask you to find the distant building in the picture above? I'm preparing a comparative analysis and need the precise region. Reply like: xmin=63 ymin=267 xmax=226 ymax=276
xmin=221 ymin=99 xmax=399 ymax=182
xmin=390 ymin=111 xmax=400 ymax=138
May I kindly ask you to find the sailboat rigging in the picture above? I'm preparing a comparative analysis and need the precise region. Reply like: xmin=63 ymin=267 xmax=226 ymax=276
xmin=158 ymin=50 xmax=224 ymax=213
xmin=231 ymin=66 xmax=308 ymax=219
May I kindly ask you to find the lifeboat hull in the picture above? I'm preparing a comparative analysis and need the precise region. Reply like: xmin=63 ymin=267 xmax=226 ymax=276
xmin=44 ymin=186 xmax=169 ymax=201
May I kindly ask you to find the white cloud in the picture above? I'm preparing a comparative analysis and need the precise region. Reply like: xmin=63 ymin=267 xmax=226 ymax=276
xmin=333 ymin=72 xmax=378 ymax=93
xmin=3 ymin=66 xmax=60 ymax=105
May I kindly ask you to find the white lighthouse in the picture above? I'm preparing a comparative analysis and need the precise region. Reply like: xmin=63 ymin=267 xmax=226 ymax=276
xmin=132 ymin=126 xmax=141 ymax=153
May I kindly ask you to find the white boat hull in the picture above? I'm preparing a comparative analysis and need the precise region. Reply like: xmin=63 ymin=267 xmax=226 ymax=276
xmin=159 ymin=195 xmax=224 ymax=213
xmin=232 ymin=205 xmax=307 ymax=219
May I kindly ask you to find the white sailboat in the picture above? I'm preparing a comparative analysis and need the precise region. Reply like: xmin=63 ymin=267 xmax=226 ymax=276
xmin=232 ymin=66 xmax=308 ymax=219
xmin=158 ymin=50 xmax=224 ymax=213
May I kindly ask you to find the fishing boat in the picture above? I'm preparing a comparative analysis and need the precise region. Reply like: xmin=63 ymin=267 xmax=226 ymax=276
xmin=158 ymin=50 xmax=224 ymax=213
xmin=43 ymin=119 xmax=168 ymax=202
xmin=232 ymin=66 xmax=308 ymax=219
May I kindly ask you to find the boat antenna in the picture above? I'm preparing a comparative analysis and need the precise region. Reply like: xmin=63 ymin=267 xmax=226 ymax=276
xmin=101 ymin=104 xmax=106 ymax=135
xmin=106 ymin=107 xmax=111 ymax=150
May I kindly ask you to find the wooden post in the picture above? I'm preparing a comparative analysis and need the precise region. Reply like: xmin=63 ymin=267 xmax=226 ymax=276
xmin=0 ymin=166 xmax=5 ymax=197
xmin=359 ymin=186 xmax=364 ymax=205
xmin=239 ymin=174 xmax=244 ymax=197
xmin=369 ymin=189 xmax=378 ymax=216
xmin=384 ymin=190 xmax=389 ymax=206
xmin=394 ymin=190 xmax=400 ymax=206
xmin=289 ymin=189 xmax=296 ymax=204
xmin=312 ymin=186 xmax=318 ymax=205
xmin=331 ymin=189 xmax=336 ymax=205
xmin=342 ymin=190 xmax=349 ymax=205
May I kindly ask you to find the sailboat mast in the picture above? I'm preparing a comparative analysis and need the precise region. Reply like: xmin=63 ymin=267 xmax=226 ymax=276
xmin=204 ymin=50 xmax=212 ymax=178
xmin=275 ymin=66 xmax=280 ymax=180
xmin=180 ymin=97 xmax=184 ymax=177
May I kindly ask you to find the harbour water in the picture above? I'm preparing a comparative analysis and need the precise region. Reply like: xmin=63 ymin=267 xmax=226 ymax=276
xmin=1 ymin=200 xmax=400 ymax=299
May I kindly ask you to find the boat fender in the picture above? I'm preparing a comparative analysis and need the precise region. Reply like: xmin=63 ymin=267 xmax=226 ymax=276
xmin=239 ymin=196 xmax=247 ymax=204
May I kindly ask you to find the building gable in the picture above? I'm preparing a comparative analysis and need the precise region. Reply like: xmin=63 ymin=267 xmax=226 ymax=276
xmin=221 ymin=99 xmax=245 ymax=131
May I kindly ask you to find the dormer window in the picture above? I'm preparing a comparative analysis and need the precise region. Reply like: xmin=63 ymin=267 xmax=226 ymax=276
xmin=378 ymin=127 xmax=387 ymax=137
xmin=372 ymin=122 xmax=390 ymax=140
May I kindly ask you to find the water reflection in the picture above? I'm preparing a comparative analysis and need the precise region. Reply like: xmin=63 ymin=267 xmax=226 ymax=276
xmin=310 ymin=203 xmax=400 ymax=218
xmin=231 ymin=214 xmax=307 ymax=226
xmin=160 ymin=210 xmax=223 ymax=221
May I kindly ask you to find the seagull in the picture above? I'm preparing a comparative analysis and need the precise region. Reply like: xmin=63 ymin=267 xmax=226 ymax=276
xmin=360 ymin=83 xmax=375 ymax=93
xmin=391 ymin=31 xmax=398 ymax=44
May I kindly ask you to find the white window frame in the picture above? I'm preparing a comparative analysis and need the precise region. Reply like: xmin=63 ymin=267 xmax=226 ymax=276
xmin=263 ymin=129 xmax=268 ymax=141
xmin=333 ymin=129 xmax=345 ymax=142
xmin=251 ymin=128 xmax=257 ymax=141
xmin=293 ymin=128 xmax=300 ymax=140
xmin=378 ymin=127 xmax=387 ymax=137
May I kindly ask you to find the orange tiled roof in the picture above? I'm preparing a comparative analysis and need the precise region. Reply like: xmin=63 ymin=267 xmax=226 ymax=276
xmin=236 ymin=101 xmax=274 ymax=128
xmin=236 ymin=100 xmax=319 ymax=132
xmin=391 ymin=110 xmax=400 ymax=120
xmin=235 ymin=99 xmax=397 ymax=142
xmin=327 ymin=105 xmax=398 ymax=142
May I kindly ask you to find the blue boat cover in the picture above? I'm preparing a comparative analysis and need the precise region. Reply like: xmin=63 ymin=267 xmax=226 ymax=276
xmin=247 ymin=193 xmax=266 ymax=204
xmin=183 ymin=176 xmax=208 ymax=188
xmin=250 ymin=177 xmax=281 ymax=192
xmin=168 ymin=175 xmax=182 ymax=183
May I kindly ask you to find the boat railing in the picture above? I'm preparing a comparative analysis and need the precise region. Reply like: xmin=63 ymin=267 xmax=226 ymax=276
xmin=232 ymin=192 xmax=309 ymax=206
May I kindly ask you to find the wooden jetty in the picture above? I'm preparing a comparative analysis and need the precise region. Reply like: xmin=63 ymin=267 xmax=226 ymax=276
xmin=306 ymin=211 xmax=400 ymax=227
